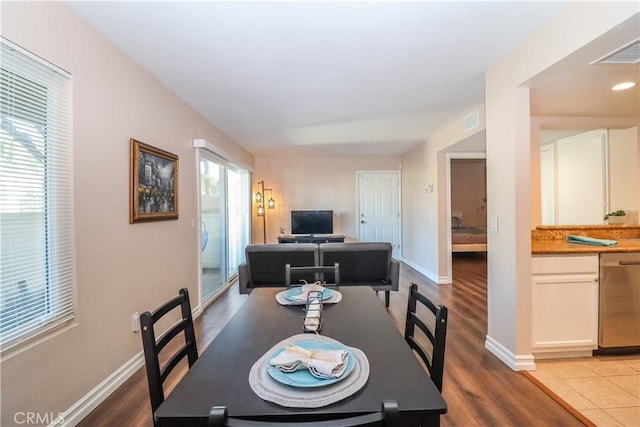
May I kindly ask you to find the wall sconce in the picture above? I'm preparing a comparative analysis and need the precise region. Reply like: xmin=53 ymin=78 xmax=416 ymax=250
xmin=255 ymin=180 xmax=276 ymax=243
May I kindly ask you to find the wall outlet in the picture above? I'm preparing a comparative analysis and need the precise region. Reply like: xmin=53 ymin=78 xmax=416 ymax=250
xmin=132 ymin=312 xmax=140 ymax=332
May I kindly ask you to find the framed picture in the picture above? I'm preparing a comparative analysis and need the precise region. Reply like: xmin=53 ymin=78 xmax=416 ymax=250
xmin=130 ymin=138 xmax=179 ymax=223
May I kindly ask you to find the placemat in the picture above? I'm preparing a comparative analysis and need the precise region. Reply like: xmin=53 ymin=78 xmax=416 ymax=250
xmin=249 ymin=334 xmax=369 ymax=408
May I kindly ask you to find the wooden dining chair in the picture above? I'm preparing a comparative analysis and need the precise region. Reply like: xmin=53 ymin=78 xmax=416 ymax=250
xmin=208 ymin=400 xmax=399 ymax=426
xmin=285 ymin=263 xmax=340 ymax=287
xmin=404 ymin=283 xmax=448 ymax=392
xmin=140 ymin=287 xmax=198 ymax=425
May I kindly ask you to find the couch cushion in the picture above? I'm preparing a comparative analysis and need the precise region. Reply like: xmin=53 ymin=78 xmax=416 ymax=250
xmin=245 ymin=243 xmax=318 ymax=287
xmin=319 ymin=242 xmax=392 ymax=285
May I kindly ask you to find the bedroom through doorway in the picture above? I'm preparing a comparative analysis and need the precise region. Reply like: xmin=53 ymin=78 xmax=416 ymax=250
xmin=446 ymin=153 xmax=487 ymax=280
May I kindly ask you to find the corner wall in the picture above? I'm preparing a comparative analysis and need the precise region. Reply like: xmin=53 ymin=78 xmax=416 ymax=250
xmin=484 ymin=2 xmax=638 ymax=369
xmin=400 ymin=107 xmax=485 ymax=282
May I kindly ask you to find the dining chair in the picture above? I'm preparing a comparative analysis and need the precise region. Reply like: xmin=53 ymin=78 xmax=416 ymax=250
xmin=208 ymin=400 xmax=399 ymax=426
xmin=285 ymin=263 xmax=340 ymax=287
xmin=140 ymin=287 xmax=198 ymax=425
xmin=404 ymin=283 xmax=448 ymax=392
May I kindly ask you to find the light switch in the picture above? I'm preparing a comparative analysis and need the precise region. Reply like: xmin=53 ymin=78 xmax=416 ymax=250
xmin=490 ymin=216 xmax=499 ymax=232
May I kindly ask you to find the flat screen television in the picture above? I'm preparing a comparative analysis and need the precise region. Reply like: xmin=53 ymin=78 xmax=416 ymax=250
xmin=291 ymin=210 xmax=333 ymax=235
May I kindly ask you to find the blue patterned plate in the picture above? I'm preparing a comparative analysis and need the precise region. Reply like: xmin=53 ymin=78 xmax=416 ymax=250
xmin=267 ymin=340 xmax=354 ymax=388
xmin=284 ymin=287 xmax=333 ymax=302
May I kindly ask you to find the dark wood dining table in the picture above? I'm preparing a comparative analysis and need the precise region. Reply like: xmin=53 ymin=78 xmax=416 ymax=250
xmin=154 ymin=287 xmax=447 ymax=426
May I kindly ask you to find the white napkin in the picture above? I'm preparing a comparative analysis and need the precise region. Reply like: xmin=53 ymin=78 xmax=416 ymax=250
xmin=270 ymin=343 xmax=349 ymax=379
xmin=288 ymin=282 xmax=326 ymax=302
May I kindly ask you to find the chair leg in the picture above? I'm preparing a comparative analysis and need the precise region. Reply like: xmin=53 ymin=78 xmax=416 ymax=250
xmin=385 ymin=290 xmax=390 ymax=307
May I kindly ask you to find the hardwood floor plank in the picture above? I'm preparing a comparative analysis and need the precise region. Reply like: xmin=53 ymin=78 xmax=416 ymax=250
xmin=79 ymin=254 xmax=585 ymax=426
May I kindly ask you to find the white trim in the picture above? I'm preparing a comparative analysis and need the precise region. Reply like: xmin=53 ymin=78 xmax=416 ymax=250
xmin=50 ymin=352 xmax=145 ymax=426
xmin=399 ymin=256 xmax=450 ymax=285
xmin=192 ymin=138 xmax=253 ymax=172
xmin=52 ymin=308 xmax=204 ymax=426
xmin=485 ymin=335 xmax=536 ymax=371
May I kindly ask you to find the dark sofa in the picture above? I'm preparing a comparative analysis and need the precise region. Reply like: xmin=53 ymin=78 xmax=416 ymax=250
xmin=237 ymin=241 xmax=399 ymax=307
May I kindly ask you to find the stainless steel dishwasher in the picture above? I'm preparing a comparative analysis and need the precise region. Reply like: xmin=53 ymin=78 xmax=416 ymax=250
xmin=599 ymin=252 xmax=640 ymax=349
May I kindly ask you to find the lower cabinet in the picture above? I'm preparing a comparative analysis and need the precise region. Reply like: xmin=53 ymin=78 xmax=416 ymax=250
xmin=531 ymin=254 xmax=599 ymax=358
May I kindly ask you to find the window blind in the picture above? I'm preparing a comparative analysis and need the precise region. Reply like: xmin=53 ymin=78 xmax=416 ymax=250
xmin=0 ymin=37 xmax=75 ymax=350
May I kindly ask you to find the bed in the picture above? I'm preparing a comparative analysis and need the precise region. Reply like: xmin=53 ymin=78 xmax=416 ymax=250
xmin=451 ymin=212 xmax=487 ymax=252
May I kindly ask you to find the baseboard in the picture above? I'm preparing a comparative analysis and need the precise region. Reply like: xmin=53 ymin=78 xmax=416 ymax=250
xmin=51 ymin=351 xmax=145 ymax=426
xmin=485 ymin=335 xmax=536 ymax=371
xmin=51 ymin=307 xmax=204 ymax=426
xmin=399 ymin=257 xmax=449 ymax=284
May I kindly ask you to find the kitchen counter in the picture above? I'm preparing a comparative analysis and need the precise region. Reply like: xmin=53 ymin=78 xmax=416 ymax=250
xmin=532 ymin=225 xmax=640 ymax=254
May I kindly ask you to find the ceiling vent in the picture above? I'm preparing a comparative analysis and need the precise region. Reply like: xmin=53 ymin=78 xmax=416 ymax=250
xmin=593 ymin=39 xmax=640 ymax=64
xmin=463 ymin=110 xmax=479 ymax=133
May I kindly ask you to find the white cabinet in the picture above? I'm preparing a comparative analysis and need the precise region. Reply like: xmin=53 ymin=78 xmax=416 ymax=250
xmin=531 ymin=254 xmax=599 ymax=358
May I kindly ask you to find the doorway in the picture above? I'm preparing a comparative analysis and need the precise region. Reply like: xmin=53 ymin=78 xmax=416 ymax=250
xmin=445 ymin=153 xmax=487 ymax=282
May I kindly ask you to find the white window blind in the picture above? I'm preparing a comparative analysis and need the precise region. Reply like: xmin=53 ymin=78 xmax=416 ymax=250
xmin=0 ymin=37 xmax=75 ymax=350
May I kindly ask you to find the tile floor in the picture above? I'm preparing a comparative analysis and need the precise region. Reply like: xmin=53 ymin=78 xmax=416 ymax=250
xmin=529 ymin=356 xmax=640 ymax=426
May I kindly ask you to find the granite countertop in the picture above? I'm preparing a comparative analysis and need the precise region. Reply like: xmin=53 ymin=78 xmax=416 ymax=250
xmin=532 ymin=225 xmax=640 ymax=254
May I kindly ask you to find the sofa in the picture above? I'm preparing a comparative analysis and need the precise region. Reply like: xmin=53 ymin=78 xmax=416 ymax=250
xmin=237 ymin=241 xmax=399 ymax=307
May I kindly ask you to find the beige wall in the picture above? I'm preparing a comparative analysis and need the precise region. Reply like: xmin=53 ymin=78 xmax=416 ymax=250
xmin=485 ymin=2 xmax=638 ymax=368
xmin=0 ymin=1 xmax=253 ymax=424
xmin=609 ymin=127 xmax=639 ymax=223
xmin=254 ymin=156 xmax=400 ymax=243
xmin=451 ymin=159 xmax=487 ymax=228
xmin=401 ymin=107 xmax=486 ymax=283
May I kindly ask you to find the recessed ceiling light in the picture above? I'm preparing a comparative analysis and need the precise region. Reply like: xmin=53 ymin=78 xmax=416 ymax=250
xmin=612 ymin=82 xmax=636 ymax=91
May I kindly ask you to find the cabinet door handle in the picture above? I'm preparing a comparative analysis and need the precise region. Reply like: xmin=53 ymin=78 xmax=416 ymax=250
xmin=619 ymin=261 xmax=640 ymax=266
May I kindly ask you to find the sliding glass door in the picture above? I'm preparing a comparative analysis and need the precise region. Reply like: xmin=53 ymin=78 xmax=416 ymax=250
xmin=199 ymin=150 xmax=250 ymax=302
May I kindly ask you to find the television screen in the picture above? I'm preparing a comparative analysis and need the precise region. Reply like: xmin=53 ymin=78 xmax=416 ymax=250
xmin=291 ymin=210 xmax=333 ymax=235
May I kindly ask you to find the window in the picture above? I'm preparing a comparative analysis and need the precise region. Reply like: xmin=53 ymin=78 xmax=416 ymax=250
xmin=0 ymin=37 xmax=74 ymax=350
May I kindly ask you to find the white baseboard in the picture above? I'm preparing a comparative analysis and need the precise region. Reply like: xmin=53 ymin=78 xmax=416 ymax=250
xmin=485 ymin=335 xmax=536 ymax=371
xmin=52 ymin=307 xmax=204 ymax=426
xmin=51 ymin=352 xmax=145 ymax=426
xmin=399 ymin=257 xmax=450 ymax=284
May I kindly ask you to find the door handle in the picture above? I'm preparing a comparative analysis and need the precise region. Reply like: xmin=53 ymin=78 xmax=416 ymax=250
xmin=360 ymin=220 xmax=366 ymax=224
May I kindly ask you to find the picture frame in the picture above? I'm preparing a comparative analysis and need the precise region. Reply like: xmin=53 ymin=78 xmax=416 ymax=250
xmin=130 ymin=138 xmax=179 ymax=223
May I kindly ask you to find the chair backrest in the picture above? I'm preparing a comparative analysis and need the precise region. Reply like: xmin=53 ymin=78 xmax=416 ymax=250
xmin=404 ymin=283 xmax=448 ymax=392
xmin=208 ymin=400 xmax=399 ymax=427
xmin=140 ymin=287 xmax=198 ymax=423
xmin=245 ymin=243 xmax=318 ymax=287
xmin=319 ymin=242 xmax=392 ymax=285
xmin=285 ymin=263 xmax=340 ymax=286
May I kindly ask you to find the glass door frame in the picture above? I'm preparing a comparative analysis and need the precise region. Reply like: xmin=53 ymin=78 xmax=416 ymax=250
xmin=195 ymin=141 xmax=251 ymax=308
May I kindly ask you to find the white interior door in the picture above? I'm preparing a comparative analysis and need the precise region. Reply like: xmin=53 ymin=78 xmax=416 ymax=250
xmin=357 ymin=171 xmax=400 ymax=257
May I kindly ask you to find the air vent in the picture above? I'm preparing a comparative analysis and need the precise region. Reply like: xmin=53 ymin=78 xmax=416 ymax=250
xmin=594 ymin=39 xmax=640 ymax=64
xmin=463 ymin=110 xmax=479 ymax=133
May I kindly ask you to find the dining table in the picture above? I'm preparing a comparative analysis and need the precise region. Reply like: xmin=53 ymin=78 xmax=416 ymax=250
xmin=154 ymin=286 xmax=447 ymax=426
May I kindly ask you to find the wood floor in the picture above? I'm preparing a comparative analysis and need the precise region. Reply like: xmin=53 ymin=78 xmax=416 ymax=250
xmin=79 ymin=253 xmax=585 ymax=426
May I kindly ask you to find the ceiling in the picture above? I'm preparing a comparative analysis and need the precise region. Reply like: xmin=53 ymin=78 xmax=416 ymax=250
xmin=65 ymin=2 xmax=638 ymax=157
